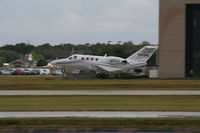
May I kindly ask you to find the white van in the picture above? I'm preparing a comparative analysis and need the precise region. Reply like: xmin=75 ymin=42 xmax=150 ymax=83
xmin=38 ymin=69 xmax=50 ymax=75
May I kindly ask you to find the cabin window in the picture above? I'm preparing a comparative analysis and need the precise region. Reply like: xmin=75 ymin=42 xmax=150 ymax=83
xmin=96 ymin=58 xmax=98 ymax=61
xmin=74 ymin=56 xmax=77 ymax=59
xmin=81 ymin=57 xmax=84 ymax=60
xmin=69 ymin=57 xmax=72 ymax=60
xmin=91 ymin=58 xmax=94 ymax=61
xmin=86 ymin=57 xmax=89 ymax=60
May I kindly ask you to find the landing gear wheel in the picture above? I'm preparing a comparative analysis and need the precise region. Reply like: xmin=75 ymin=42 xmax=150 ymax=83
xmin=96 ymin=73 xmax=109 ymax=79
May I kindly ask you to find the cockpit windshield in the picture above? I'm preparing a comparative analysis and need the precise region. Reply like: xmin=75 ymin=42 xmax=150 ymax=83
xmin=68 ymin=55 xmax=78 ymax=60
xmin=68 ymin=56 xmax=73 ymax=60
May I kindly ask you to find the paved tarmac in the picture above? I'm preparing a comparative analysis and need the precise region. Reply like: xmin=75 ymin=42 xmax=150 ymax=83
xmin=0 ymin=111 xmax=200 ymax=118
xmin=0 ymin=90 xmax=200 ymax=95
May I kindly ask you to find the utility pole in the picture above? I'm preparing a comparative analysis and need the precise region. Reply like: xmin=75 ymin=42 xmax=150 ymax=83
xmin=72 ymin=47 xmax=75 ymax=54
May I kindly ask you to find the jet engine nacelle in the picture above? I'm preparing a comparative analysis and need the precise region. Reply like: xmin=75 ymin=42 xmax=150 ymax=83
xmin=122 ymin=60 xmax=128 ymax=64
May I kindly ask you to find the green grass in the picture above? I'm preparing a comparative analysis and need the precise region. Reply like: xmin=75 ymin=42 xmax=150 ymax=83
xmin=0 ymin=117 xmax=200 ymax=128
xmin=1 ymin=76 xmax=200 ymax=90
xmin=0 ymin=95 xmax=200 ymax=111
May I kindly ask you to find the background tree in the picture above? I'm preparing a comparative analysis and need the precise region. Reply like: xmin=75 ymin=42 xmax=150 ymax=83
xmin=1 ymin=43 xmax=34 ymax=55
xmin=31 ymin=50 xmax=45 ymax=61
xmin=0 ymin=50 xmax=20 ymax=63
xmin=0 ymin=57 xmax=5 ymax=67
xmin=37 ymin=59 xmax=48 ymax=67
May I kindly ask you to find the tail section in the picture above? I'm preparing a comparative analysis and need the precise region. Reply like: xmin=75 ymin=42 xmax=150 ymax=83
xmin=127 ymin=46 xmax=158 ymax=62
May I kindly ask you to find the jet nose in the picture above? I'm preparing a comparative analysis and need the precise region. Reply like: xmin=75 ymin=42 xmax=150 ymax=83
xmin=50 ymin=59 xmax=66 ymax=66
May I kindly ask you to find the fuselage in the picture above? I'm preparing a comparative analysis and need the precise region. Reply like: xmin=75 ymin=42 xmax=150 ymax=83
xmin=51 ymin=54 xmax=146 ymax=72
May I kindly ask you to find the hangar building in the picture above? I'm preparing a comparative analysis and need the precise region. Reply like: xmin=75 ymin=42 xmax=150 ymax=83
xmin=159 ymin=0 xmax=200 ymax=78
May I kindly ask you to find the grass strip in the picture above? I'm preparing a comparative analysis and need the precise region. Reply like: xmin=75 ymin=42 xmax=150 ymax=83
xmin=0 ymin=117 xmax=200 ymax=128
xmin=0 ymin=95 xmax=200 ymax=111
xmin=1 ymin=76 xmax=200 ymax=90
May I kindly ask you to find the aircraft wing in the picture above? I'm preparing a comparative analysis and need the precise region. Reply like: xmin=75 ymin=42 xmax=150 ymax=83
xmin=96 ymin=65 xmax=122 ymax=72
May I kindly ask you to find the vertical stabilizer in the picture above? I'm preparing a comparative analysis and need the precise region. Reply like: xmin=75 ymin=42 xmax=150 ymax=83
xmin=127 ymin=46 xmax=158 ymax=62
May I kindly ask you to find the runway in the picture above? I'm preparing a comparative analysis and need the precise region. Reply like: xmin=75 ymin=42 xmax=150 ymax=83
xmin=0 ymin=90 xmax=200 ymax=95
xmin=0 ymin=111 xmax=200 ymax=118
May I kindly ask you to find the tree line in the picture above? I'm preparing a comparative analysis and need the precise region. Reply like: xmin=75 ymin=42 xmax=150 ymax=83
xmin=0 ymin=41 xmax=158 ymax=67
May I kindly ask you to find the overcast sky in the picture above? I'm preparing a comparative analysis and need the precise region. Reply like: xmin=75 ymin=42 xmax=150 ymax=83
xmin=0 ymin=0 xmax=159 ymax=46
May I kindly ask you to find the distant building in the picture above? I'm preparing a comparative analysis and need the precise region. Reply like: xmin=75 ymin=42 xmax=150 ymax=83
xmin=159 ymin=0 xmax=200 ymax=78
xmin=10 ymin=60 xmax=26 ymax=67
xmin=28 ymin=54 xmax=33 ymax=61
xmin=24 ymin=53 xmax=33 ymax=61
xmin=3 ymin=63 xmax=9 ymax=67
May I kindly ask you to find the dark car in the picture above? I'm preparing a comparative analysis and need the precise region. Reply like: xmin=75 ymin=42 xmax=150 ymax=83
xmin=30 ymin=70 xmax=40 ymax=75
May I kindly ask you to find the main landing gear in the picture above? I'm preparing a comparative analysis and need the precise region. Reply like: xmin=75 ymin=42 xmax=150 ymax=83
xmin=96 ymin=73 xmax=109 ymax=79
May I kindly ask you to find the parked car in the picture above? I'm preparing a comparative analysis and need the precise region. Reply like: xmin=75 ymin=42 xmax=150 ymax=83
xmin=12 ymin=70 xmax=28 ymax=75
xmin=30 ymin=70 xmax=40 ymax=75
xmin=72 ymin=70 xmax=85 ymax=75
xmin=51 ymin=70 xmax=63 ymax=75
xmin=23 ymin=69 xmax=32 ymax=75
xmin=1 ymin=69 xmax=13 ymax=75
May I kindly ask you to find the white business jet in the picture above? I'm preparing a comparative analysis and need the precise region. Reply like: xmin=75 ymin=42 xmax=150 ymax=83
xmin=51 ymin=46 xmax=158 ymax=78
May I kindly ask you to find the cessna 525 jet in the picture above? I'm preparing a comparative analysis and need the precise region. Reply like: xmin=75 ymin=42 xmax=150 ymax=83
xmin=51 ymin=46 xmax=158 ymax=78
